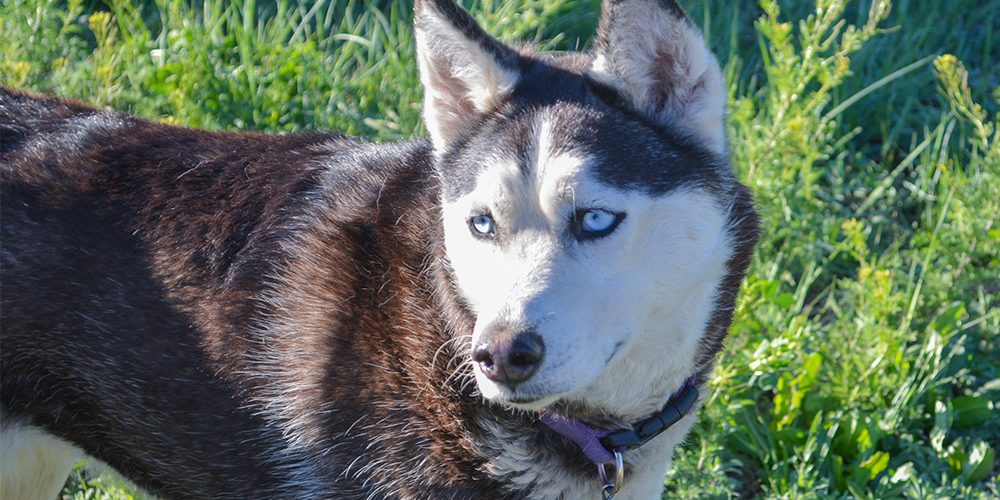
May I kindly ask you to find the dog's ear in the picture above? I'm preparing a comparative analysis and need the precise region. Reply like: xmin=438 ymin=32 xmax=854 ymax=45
xmin=591 ymin=0 xmax=727 ymax=155
xmin=414 ymin=0 xmax=521 ymax=153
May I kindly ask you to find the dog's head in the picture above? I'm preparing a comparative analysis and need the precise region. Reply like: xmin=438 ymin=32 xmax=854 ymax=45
xmin=416 ymin=0 xmax=749 ymax=417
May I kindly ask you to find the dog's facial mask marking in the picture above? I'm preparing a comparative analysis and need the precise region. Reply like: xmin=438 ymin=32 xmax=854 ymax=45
xmin=441 ymin=113 xmax=732 ymax=413
xmin=420 ymin=0 xmax=733 ymax=415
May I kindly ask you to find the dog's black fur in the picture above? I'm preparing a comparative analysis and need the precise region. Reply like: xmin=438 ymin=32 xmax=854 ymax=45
xmin=1 ymin=1 xmax=758 ymax=498
xmin=2 ymin=84 xmax=523 ymax=497
xmin=1 ymin=84 xmax=537 ymax=497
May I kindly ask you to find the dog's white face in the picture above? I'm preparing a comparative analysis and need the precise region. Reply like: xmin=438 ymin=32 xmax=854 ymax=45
xmin=415 ymin=0 xmax=737 ymax=417
xmin=442 ymin=114 xmax=733 ymax=413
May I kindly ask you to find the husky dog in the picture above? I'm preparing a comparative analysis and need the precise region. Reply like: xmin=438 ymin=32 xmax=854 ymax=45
xmin=0 ymin=0 xmax=757 ymax=498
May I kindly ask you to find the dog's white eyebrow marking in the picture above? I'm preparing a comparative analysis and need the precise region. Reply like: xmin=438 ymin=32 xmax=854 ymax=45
xmin=533 ymin=115 xmax=594 ymax=220
xmin=453 ymin=114 xmax=596 ymax=234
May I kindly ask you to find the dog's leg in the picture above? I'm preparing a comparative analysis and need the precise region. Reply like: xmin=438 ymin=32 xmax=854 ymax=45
xmin=0 ymin=422 xmax=81 ymax=500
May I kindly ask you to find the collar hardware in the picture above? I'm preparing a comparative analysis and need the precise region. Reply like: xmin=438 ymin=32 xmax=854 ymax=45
xmin=598 ymin=382 xmax=698 ymax=451
xmin=539 ymin=375 xmax=700 ymax=497
xmin=597 ymin=450 xmax=624 ymax=500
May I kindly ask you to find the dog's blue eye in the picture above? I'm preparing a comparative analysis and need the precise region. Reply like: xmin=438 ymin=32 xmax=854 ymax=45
xmin=573 ymin=209 xmax=624 ymax=240
xmin=582 ymin=210 xmax=616 ymax=232
xmin=470 ymin=214 xmax=495 ymax=237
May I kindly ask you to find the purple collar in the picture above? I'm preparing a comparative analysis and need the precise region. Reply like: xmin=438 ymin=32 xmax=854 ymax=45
xmin=539 ymin=375 xmax=699 ymax=464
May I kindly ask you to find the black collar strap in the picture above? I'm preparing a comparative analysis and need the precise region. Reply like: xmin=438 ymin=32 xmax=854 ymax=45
xmin=539 ymin=375 xmax=700 ymax=465
xmin=599 ymin=379 xmax=699 ymax=452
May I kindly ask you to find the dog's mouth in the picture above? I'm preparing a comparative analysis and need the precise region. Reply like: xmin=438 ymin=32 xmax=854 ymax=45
xmin=476 ymin=340 xmax=629 ymax=413
xmin=606 ymin=341 xmax=625 ymax=364
xmin=478 ymin=371 xmax=587 ymax=412
xmin=486 ymin=383 xmax=625 ymax=426
xmin=499 ymin=392 xmax=563 ymax=411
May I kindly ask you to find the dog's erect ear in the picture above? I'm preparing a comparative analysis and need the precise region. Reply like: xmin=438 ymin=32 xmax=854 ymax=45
xmin=591 ymin=0 xmax=727 ymax=155
xmin=414 ymin=0 xmax=521 ymax=153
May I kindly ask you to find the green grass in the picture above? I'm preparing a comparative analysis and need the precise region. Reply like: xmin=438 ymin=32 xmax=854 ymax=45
xmin=2 ymin=0 xmax=997 ymax=497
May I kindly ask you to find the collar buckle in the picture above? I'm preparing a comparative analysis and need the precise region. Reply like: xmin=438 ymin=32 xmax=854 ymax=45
xmin=599 ymin=382 xmax=699 ymax=452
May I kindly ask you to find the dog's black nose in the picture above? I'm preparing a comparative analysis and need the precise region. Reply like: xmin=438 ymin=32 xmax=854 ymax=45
xmin=472 ymin=330 xmax=545 ymax=388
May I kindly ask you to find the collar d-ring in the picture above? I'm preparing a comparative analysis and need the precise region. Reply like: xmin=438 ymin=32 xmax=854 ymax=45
xmin=596 ymin=450 xmax=624 ymax=499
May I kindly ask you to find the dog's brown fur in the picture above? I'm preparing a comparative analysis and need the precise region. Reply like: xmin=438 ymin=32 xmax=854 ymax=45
xmin=1 ymin=86 xmax=525 ymax=497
